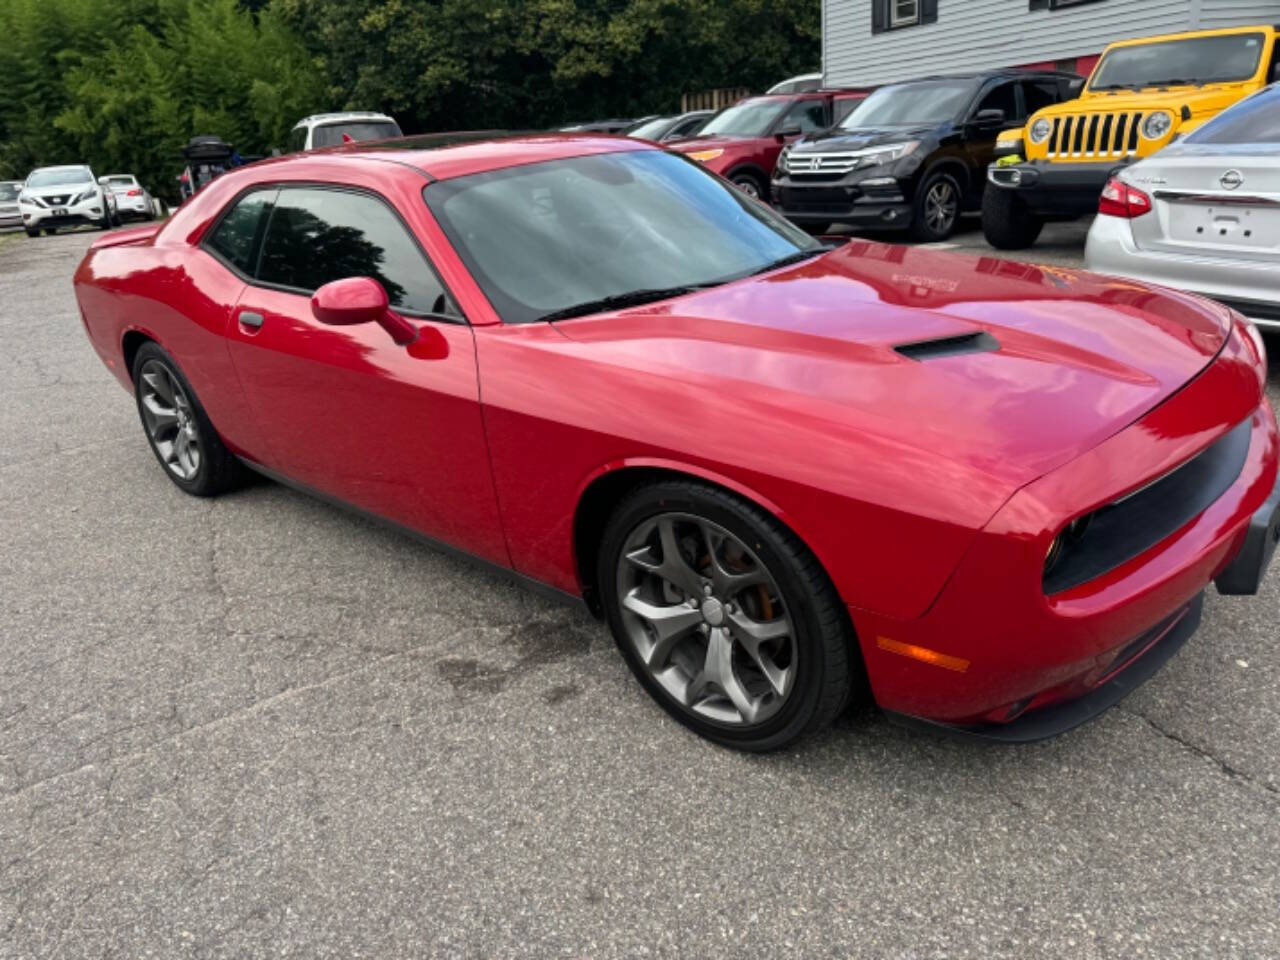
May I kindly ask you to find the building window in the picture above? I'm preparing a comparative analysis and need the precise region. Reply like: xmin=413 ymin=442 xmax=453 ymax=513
xmin=891 ymin=0 xmax=919 ymax=27
xmin=871 ymin=0 xmax=937 ymax=34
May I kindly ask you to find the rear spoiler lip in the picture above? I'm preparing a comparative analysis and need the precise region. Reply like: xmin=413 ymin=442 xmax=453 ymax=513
xmin=90 ymin=224 xmax=161 ymax=249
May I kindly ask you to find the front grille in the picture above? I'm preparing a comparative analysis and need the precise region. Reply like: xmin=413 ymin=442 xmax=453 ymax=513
xmin=1044 ymin=418 xmax=1251 ymax=594
xmin=45 ymin=194 xmax=70 ymax=206
xmin=784 ymin=153 xmax=864 ymax=176
xmin=1045 ymin=112 xmax=1144 ymax=160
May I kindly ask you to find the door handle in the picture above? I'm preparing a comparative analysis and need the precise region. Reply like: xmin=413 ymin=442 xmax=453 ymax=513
xmin=238 ymin=311 xmax=265 ymax=329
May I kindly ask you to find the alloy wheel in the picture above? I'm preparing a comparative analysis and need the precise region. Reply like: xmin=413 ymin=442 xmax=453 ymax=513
xmin=733 ymin=177 xmax=762 ymax=199
xmin=615 ymin=512 xmax=797 ymax=726
xmin=138 ymin=359 xmax=201 ymax=481
xmin=924 ymin=180 xmax=958 ymax=236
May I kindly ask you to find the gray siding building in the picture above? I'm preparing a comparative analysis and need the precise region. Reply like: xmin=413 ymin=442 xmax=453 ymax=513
xmin=824 ymin=0 xmax=1280 ymax=87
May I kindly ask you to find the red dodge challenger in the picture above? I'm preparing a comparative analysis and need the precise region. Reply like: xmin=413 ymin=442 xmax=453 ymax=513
xmin=74 ymin=133 xmax=1280 ymax=751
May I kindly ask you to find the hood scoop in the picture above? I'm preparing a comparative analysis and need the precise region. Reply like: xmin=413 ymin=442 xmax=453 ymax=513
xmin=894 ymin=331 xmax=1000 ymax=362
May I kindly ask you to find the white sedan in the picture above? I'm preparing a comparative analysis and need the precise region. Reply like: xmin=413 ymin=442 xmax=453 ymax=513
xmin=99 ymin=174 xmax=157 ymax=222
xmin=1085 ymin=84 xmax=1280 ymax=330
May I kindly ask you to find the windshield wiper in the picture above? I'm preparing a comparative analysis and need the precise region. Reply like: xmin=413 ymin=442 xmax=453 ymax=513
xmin=747 ymin=245 xmax=832 ymax=277
xmin=537 ymin=283 xmax=722 ymax=322
xmin=1147 ymin=77 xmax=1202 ymax=87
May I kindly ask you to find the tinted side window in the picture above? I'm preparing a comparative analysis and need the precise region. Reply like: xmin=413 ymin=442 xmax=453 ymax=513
xmin=975 ymin=82 xmax=1020 ymax=123
xmin=780 ymin=100 xmax=829 ymax=134
xmin=257 ymin=187 xmax=456 ymax=316
xmin=288 ymin=127 xmax=307 ymax=153
xmin=1022 ymin=80 xmax=1061 ymax=115
xmin=206 ymin=190 xmax=275 ymax=275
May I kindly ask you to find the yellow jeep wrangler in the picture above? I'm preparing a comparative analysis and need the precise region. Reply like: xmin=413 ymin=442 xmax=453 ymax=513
xmin=984 ymin=25 xmax=1280 ymax=249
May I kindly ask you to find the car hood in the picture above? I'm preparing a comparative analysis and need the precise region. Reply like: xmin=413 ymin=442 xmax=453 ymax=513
xmin=1050 ymin=85 xmax=1250 ymax=120
xmin=669 ymin=134 xmax=765 ymax=153
xmin=792 ymin=125 xmax=937 ymax=152
xmin=553 ymin=241 xmax=1230 ymax=493
xmin=23 ymin=183 xmax=96 ymax=200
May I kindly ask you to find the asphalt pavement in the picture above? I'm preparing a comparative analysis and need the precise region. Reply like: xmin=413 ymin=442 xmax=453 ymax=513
xmin=1 ymin=223 xmax=1278 ymax=959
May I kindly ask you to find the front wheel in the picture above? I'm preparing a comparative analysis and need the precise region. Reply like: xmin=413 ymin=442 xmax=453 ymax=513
xmin=598 ymin=480 xmax=858 ymax=751
xmin=981 ymin=184 xmax=1046 ymax=250
xmin=910 ymin=170 xmax=962 ymax=242
xmin=132 ymin=342 xmax=245 ymax=496
xmin=730 ymin=171 xmax=767 ymax=202
xmin=24 ymin=227 xmax=38 ymax=238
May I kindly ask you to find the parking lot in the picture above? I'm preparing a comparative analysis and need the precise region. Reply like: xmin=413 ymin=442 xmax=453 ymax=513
xmin=2 ymin=224 xmax=1278 ymax=957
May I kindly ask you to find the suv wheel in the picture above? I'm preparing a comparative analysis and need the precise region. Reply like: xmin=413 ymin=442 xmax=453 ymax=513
xmin=981 ymin=184 xmax=1046 ymax=250
xmin=910 ymin=171 xmax=962 ymax=242
xmin=24 ymin=227 xmax=38 ymax=238
xmin=730 ymin=171 xmax=766 ymax=201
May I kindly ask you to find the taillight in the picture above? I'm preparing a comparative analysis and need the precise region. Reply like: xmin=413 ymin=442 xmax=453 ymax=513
xmin=127 ymin=189 xmax=142 ymax=196
xmin=1098 ymin=178 xmax=1152 ymax=219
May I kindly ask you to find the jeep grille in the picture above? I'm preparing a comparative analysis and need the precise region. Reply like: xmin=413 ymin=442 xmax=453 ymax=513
xmin=1046 ymin=112 xmax=1146 ymax=160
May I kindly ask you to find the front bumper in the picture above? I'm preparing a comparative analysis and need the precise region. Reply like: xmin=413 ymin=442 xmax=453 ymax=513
xmin=0 ymin=208 xmax=21 ymax=227
xmin=772 ymin=178 xmax=913 ymax=228
xmin=851 ymin=326 xmax=1279 ymax=736
xmin=21 ymin=199 xmax=107 ymax=228
xmin=1085 ymin=215 xmax=1280 ymax=329
xmin=988 ymin=159 xmax=1128 ymax=218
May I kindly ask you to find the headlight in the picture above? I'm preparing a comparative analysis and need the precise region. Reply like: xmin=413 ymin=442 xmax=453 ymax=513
xmin=1142 ymin=112 xmax=1173 ymax=140
xmin=854 ymin=140 xmax=920 ymax=168
xmin=71 ymin=190 xmax=96 ymax=205
xmin=687 ymin=149 xmax=724 ymax=163
xmin=1029 ymin=118 xmax=1053 ymax=144
xmin=776 ymin=145 xmax=792 ymax=172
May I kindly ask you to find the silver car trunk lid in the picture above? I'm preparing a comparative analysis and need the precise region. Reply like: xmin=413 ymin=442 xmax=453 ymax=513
xmin=1129 ymin=147 xmax=1280 ymax=265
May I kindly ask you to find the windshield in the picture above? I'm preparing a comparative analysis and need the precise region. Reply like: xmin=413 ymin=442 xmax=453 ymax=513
xmin=1091 ymin=33 xmax=1266 ymax=90
xmin=0 ymin=183 xmax=19 ymax=201
xmin=840 ymin=81 xmax=977 ymax=129
xmin=628 ymin=117 xmax=674 ymax=140
xmin=698 ymin=98 xmax=789 ymax=137
xmin=424 ymin=150 xmax=821 ymax=324
xmin=26 ymin=168 xmax=93 ymax=187
xmin=312 ymin=121 xmax=403 ymax=148
xmin=1185 ymin=85 xmax=1280 ymax=145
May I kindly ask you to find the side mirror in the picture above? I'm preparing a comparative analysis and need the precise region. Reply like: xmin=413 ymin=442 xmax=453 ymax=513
xmin=970 ymin=108 xmax=1006 ymax=129
xmin=775 ymin=125 xmax=803 ymax=141
xmin=311 ymin=276 xmax=418 ymax=346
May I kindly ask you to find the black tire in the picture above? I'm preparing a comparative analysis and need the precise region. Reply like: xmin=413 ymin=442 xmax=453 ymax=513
xmin=981 ymin=184 xmax=1046 ymax=250
xmin=99 ymin=209 xmax=112 ymax=230
xmin=729 ymin=170 xmax=767 ymax=203
xmin=909 ymin=169 xmax=963 ymax=242
xmin=131 ymin=342 xmax=245 ymax=497
xmin=597 ymin=479 xmax=859 ymax=751
xmin=24 ymin=228 xmax=38 ymax=238
xmin=44 ymin=227 xmax=57 ymax=236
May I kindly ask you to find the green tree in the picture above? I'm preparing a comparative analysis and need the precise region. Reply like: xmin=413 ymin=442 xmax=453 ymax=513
xmin=0 ymin=0 xmax=326 ymax=200
xmin=272 ymin=0 xmax=820 ymax=132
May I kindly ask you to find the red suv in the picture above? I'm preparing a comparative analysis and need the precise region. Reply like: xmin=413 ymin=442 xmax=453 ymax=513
xmin=670 ymin=91 xmax=868 ymax=201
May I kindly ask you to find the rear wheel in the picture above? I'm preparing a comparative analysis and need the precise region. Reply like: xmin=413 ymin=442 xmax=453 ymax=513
xmin=132 ymin=342 xmax=245 ymax=497
xmin=910 ymin=170 xmax=962 ymax=242
xmin=981 ymin=184 xmax=1045 ymax=250
xmin=598 ymin=479 xmax=858 ymax=751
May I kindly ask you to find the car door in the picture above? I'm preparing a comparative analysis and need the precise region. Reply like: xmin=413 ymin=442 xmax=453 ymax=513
xmin=964 ymin=80 xmax=1023 ymax=193
xmin=219 ymin=183 xmax=509 ymax=567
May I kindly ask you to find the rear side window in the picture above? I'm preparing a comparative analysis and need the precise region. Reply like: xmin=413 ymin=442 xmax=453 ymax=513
xmin=1022 ymin=80 xmax=1061 ymax=115
xmin=310 ymin=122 xmax=403 ymax=148
xmin=288 ymin=127 xmax=308 ymax=153
xmin=206 ymin=190 xmax=275 ymax=276
xmin=1186 ymin=87 xmax=1280 ymax=145
xmin=257 ymin=186 xmax=455 ymax=317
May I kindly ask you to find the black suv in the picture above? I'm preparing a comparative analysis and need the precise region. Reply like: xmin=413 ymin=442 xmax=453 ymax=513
xmin=771 ymin=70 xmax=1081 ymax=242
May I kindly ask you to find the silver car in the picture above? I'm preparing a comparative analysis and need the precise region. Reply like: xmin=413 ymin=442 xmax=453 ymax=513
xmin=0 ymin=181 xmax=22 ymax=228
xmin=1085 ymin=84 xmax=1280 ymax=329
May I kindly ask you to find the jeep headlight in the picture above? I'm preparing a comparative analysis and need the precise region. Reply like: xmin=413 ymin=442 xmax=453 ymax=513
xmin=1029 ymin=118 xmax=1053 ymax=144
xmin=1142 ymin=112 xmax=1173 ymax=140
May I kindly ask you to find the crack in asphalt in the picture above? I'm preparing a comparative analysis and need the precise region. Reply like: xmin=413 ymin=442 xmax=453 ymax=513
xmin=1120 ymin=706 xmax=1279 ymax=797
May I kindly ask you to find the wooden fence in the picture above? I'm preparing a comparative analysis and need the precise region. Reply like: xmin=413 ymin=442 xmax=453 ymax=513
xmin=680 ymin=87 xmax=751 ymax=113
